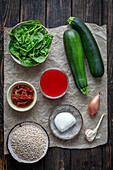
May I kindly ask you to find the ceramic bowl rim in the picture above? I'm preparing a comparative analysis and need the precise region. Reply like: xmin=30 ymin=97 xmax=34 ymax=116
xmin=7 ymin=121 xmax=49 ymax=163
xmin=39 ymin=67 xmax=69 ymax=99
xmin=8 ymin=21 xmax=52 ymax=67
xmin=7 ymin=81 xmax=37 ymax=112
xmin=49 ymin=104 xmax=83 ymax=140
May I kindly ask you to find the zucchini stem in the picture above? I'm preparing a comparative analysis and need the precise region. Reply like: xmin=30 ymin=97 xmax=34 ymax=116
xmin=81 ymin=86 xmax=89 ymax=94
xmin=67 ymin=17 xmax=75 ymax=25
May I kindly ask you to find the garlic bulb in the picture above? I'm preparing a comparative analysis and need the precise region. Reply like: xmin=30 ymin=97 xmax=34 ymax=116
xmin=85 ymin=114 xmax=104 ymax=142
xmin=85 ymin=129 xmax=96 ymax=142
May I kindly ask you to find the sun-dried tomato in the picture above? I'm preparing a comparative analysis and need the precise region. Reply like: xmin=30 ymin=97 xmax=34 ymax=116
xmin=11 ymin=84 xmax=34 ymax=108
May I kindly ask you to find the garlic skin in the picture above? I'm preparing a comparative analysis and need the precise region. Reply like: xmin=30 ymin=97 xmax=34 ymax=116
xmin=88 ymin=93 xmax=100 ymax=118
xmin=85 ymin=129 xmax=96 ymax=142
xmin=85 ymin=114 xmax=104 ymax=143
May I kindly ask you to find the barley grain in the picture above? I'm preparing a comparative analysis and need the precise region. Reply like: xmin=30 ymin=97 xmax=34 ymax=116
xmin=11 ymin=124 xmax=48 ymax=161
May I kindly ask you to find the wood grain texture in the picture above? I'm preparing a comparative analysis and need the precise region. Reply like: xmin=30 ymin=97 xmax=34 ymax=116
xmin=102 ymin=1 xmax=113 ymax=169
xmin=20 ymin=0 xmax=46 ymax=25
xmin=72 ymin=0 xmax=102 ymax=25
xmin=71 ymin=148 xmax=102 ymax=170
xmin=44 ymin=148 xmax=70 ymax=170
xmin=46 ymin=0 xmax=71 ymax=28
xmin=6 ymin=155 xmax=44 ymax=170
xmin=1 ymin=0 xmax=20 ymax=27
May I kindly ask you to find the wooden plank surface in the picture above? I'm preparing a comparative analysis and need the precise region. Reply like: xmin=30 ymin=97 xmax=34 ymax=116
xmin=44 ymin=148 xmax=70 ymax=170
xmin=46 ymin=0 xmax=71 ymax=27
xmin=0 ymin=0 xmax=113 ymax=169
xmin=20 ymin=0 xmax=46 ymax=25
xmin=72 ymin=0 xmax=102 ymax=25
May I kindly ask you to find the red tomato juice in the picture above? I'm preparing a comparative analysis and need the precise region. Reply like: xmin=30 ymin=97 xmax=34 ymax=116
xmin=40 ymin=69 xmax=68 ymax=97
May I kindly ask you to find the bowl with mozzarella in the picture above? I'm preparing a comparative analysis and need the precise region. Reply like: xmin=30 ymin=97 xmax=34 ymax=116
xmin=49 ymin=105 xmax=83 ymax=140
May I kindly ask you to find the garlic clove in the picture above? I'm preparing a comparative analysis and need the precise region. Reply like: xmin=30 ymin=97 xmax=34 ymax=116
xmin=85 ymin=129 xmax=96 ymax=142
xmin=85 ymin=114 xmax=104 ymax=143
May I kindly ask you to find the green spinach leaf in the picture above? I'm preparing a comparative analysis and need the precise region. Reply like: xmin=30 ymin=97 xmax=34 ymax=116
xmin=40 ymin=47 xmax=49 ymax=55
xmin=9 ymin=41 xmax=21 ymax=60
xmin=21 ymin=57 xmax=37 ymax=67
xmin=30 ymin=32 xmax=44 ymax=42
xmin=30 ymin=55 xmax=46 ymax=63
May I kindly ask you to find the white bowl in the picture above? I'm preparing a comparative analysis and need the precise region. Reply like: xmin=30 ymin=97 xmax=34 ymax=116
xmin=7 ymin=81 xmax=37 ymax=112
xmin=8 ymin=21 xmax=52 ymax=67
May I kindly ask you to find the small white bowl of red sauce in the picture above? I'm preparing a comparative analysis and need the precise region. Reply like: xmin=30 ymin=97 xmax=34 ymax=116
xmin=7 ymin=81 xmax=37 ymax=112
xmin=39 ymin=68 xmax=69 ymax=99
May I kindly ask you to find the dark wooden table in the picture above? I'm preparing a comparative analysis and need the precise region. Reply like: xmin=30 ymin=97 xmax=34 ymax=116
xmin=0 ymin=0 xmax=113 ymax=169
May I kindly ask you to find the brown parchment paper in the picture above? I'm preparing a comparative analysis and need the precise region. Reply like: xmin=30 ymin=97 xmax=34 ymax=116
xmin=4 ymin=24 xmax=107 ymax=155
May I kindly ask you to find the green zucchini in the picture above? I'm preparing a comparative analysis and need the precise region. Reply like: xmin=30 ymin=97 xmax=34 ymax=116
xmin=68 ymin=17 xmax=104 ymax=78
xmin=63 ymin=29 xmax=89 ymax=94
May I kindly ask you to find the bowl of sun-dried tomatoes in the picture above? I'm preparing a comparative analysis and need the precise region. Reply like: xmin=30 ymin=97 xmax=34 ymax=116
xmin=7 ymin=81 xmax=37 ymax=112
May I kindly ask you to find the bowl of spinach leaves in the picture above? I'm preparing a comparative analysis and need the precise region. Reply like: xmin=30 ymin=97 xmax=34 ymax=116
xmin=7 ymin=20 xmax=53 ymax=67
